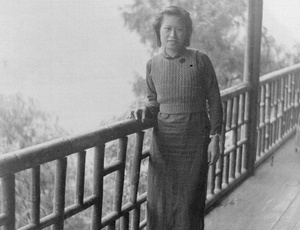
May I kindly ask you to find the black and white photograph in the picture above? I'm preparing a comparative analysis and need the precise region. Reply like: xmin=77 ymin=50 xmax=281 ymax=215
xmin=0 ymin=0 xmax=300 ymax=229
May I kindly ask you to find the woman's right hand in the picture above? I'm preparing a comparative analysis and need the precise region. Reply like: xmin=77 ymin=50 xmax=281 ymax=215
xmin=132 ymin=106 xmax=148 ymax=122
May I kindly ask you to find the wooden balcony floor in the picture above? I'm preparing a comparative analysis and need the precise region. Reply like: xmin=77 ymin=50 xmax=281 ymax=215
xmin=205 ymin=135 xmax=300 ymax=230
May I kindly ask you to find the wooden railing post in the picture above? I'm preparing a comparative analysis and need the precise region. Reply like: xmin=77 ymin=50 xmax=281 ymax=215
xmin=52 ymin=157 xmax=67 ymax=230
xmin=31 ymin=166 xmax=41 ymax=227
xmin=92 ymin=144 xmax=105 ymax=230
xmin=1 ymin=174 xmax=15 ymax=230
xmin=243 ymin=0 xmax=263 ymax=174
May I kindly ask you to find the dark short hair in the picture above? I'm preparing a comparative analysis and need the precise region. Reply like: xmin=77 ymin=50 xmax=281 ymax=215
xmin=153 ymin=6 xmax=193 ymax=47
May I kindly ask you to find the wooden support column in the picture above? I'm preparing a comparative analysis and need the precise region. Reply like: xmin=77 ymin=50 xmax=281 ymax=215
xmin=243 ymin=0 xmax=263 ymax=174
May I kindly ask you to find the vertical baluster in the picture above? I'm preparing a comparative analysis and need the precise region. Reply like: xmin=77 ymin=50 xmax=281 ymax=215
xmin=237 ymin=94 xmax=245 ymax=176
xmin=276 ymin=80 xmax=279 ymax=139
xmin=284 ymin=74 xmax=289 ymax=132
xmin=277 ymin=78 xmax=283 ymax=141
xmin=223 ymin=100 xmax=230 ymax=188
xmin=92 ymin=144 xmax=105 ymax=230
xmin=269 ymin=81 xmax=274 ymax=146
xmin=130 ymin=132 xmax=144 ymax=203
xmin=130 ymin=132 xmax=144 ymax=230
xmin=279 ymin=77 xmax=284 ymax=139
xmin=120 ymin=213 xmax=130 ymax=230
xmin=243 ymin=91 xmax=250 ymax=171
xmin=291 ymin=74 xmax=297 ymax=127
xmin=226 ymin=98 xmax=234 ymax=183
xmin=285 ymin=75 xmax=289 ymax=133
xmin=292 ymin=72 xmax=296 ymax=127
xmin=270 ymin=81 xmax=276 ymax=146
xmin=239 ymin=93 xmax=245 ymax=138
xmin=226 ymin=99 xmax=233 ymax=131
xmin=224 ymin=154 xmax=230 ymax=188
xmin=273 ymin=80 xmax=278 ymax=144
xmin=256 ymin=87 xmax=261 ymax=157
xmin=262 ymin=85 xmax=266 ymax=154
xmin=216 ymin=101 xmax=227 ymax=191
xmin=114 ymin=137 xmax=128 ymax=213
xmin=296 ymin=72 xmax=299 ymax=125
xmin=52 ymin=157 xmax=67 ymax=230
xmin=1 ymin=174 xmax=15 ymax=230
xmin=275 ymin=80 xmax=280 ymax=143
xmin=235 ymin=94 xmax=242 ymax=177
xmin=265 ymin=83 xmax=271 ymax=151
xmin=52 ymin=158 xmax=67 ymax=230
xmin=258 ymin=85 xmax=265 ymax=158
xmin=296 ymin=73 xmax=300 ymax=116
xmin=233 ymin=96 xmax=239 ymax=179
xmin=236 ymin=146 xmax=242 ymax=177
xmin=76 ymin=151 xmax=86 ymax=205
xmin=228 ymin=97 xmax=237 ymax=182
xmin=298 ymin=72 xmax=300 ymax=123
xmin=286 ymin=75 xmax=289 ymax=133
xmin=31 ymin=166 xmax=40 ymax=226
xmin=289 ymin=73 xmax=294 ymax=130
xmin=131 ymin=207 xmax=140 ymax=230
xmin=295 ymin=71 xmax=300 ymax=122
xmin=293 ymin=73 xmax=300 ymax=127
xmin=283 ymin=75 xmax=289 ymax=135
xmin=288 ymin=74 xmax=292 ymax=130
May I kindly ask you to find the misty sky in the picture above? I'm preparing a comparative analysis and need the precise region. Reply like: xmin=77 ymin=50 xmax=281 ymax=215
xmin=0 ymin=0 xmax=299 ymax=133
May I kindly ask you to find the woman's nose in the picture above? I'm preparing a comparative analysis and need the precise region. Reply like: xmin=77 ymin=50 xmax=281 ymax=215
xmin=169 ymin=29 xmax=177 ymax=38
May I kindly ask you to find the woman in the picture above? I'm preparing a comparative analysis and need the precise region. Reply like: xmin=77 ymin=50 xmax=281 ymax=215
xmin=133 ymin=6 xmax=223 ymax=230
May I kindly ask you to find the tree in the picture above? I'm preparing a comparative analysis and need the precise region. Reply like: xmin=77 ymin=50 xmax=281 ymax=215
xmin=0 ymin=93 xmax=150 ymax=229
xmin=0 ymin=94 xmax=69 ymax=228
xmin=121 ymin=0 xmax=300 ymax=93
xmin=121 ymin=0 xmax=247 ymax=89
xmin=0 ymin=94 xmax=66 ymax=153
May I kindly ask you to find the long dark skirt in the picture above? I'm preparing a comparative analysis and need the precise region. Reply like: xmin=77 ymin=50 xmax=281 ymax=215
xmin=147 ymin=112 xmax=210 ymax=230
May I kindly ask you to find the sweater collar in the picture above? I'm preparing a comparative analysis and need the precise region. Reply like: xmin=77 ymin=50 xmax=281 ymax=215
xmin=162 ymin=47 xmax=187 ymax=60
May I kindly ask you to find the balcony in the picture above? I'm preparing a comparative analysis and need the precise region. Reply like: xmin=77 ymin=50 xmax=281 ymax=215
xmin=1 ymin=0 xmax=300 ymax=229
xmin=1 ymin=62 xmax=300 ymax=230
xmin=205 ymin=135 xmax=300 ymax=230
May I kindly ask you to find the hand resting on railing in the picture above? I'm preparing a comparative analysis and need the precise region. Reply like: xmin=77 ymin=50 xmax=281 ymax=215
xmin=129 ymin=106 xmax=153 ymax=123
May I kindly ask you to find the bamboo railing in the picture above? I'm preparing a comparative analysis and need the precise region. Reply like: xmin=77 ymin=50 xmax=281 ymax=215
xmin=256 ymin=65 xmax=300 ymax=165
xmin=1 ymin=64 xmax=300 ymax=230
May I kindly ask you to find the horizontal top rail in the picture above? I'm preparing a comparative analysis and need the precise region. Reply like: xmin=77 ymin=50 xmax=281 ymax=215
xmin=0 ymin=119 xmax=155 ymax=178
xmin=260 ymin=63 xmax=300 ymax=83
xmin=220 ymin=82 xmax=250 ymax=100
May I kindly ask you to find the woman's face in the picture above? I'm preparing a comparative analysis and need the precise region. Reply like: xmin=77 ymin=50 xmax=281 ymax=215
xmin=160 ymin=15 xmax=186 ymax=56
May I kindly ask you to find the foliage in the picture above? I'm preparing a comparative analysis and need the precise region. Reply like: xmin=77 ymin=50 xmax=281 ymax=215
xmin=260 ymin=30 xmax=300 ymax=75
xmin=0 ymin=94 xmax=68 ymax=228
xmin=121 ymin=0 xmax=247 ymax=89
xmin=121 ymin=0 xmax=300 ymax=95
xmin=0 ymin=93 xmax=151 ymax=229
xmin=0 ymin=94 xmax=66 ymax=153
xmin=132 ymin=72 xmax=148 ymax=98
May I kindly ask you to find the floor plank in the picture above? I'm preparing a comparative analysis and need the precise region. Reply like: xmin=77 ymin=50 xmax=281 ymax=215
xmin=205 ymin=135 xmax=300 ymax=230
xmin=272 ymin=190 xmax=300 ymax=230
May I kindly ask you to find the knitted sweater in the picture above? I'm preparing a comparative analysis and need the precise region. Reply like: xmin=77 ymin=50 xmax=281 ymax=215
xmin=146 ymin=48 xmax=223 ymax=135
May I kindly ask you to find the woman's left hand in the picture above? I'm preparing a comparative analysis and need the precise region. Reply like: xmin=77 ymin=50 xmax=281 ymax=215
xmin=207 ymin=135 xmax=220 ymax=165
